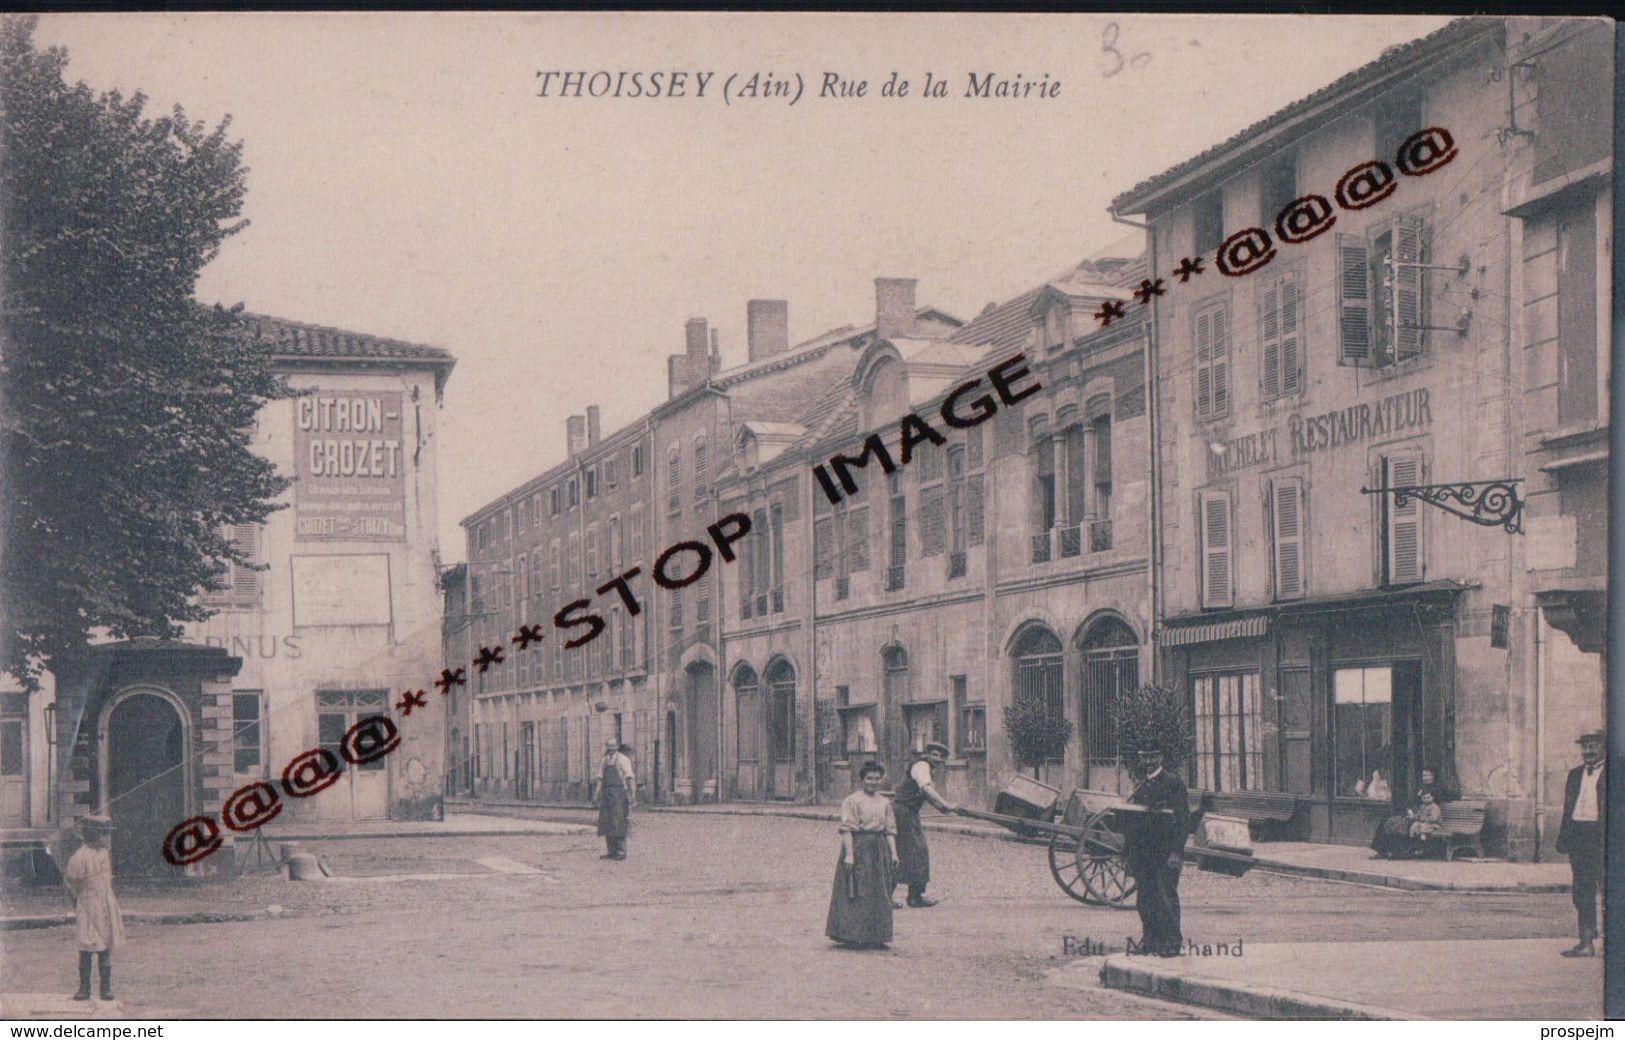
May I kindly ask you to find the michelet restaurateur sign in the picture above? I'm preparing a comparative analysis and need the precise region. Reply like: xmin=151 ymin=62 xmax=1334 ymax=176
xmin=293 ymin=391 xmax=407 ymax=541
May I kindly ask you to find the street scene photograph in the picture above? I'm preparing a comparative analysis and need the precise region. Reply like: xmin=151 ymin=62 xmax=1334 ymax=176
xmin=0 ymin=11 xmax=1614 ymax=1024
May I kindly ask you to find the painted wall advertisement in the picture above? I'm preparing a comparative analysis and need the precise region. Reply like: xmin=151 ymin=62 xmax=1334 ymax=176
xmin=294 ymin=391 xmax=407 ymax=541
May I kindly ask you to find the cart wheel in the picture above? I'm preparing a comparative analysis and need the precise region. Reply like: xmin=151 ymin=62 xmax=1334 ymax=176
xmin=1078 ymin=808 xmax=1136 ymax=907
xmin=1047 ymin=831 xmax=1093 ymax=904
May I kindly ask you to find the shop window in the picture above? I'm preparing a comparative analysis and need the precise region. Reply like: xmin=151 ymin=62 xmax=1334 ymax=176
xmin=1194 ymin=302 xmax=1230 ymax=421
xmin=1190 ymin=672 xmax=1262 ymax=791
xmin=840 ymin=705 xmax=878 ymax=757
xmin=1333 ymin=667 xmax=1392 ymax=798
xmin=1269 ymin=477 xmax=1305 ymax=601
xmin=1260 ymin=275 xmax=1302 ymax=401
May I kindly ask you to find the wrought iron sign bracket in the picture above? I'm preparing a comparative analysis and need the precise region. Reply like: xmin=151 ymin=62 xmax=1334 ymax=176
xmin=1360 ymin=478 xmax=1525 ymax=534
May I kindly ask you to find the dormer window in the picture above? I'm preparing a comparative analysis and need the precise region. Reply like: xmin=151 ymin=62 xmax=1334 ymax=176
xmin=1044 ymin=303 xmax=1069 ymax=351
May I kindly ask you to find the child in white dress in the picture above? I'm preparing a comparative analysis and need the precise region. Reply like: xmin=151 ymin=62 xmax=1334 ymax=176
xmin=65 ymin=814 xmax=125 ymax=1001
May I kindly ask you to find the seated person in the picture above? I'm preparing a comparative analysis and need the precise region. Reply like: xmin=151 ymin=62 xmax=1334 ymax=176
xmin=1407 ymin=788 xmax=1442 ymax=839
xmin=1371 ymin=769 xmax=1444 ymax=859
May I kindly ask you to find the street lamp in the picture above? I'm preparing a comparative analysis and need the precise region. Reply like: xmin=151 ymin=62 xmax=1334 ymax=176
xmin=42 ymin=700 xmax=56 ymax=824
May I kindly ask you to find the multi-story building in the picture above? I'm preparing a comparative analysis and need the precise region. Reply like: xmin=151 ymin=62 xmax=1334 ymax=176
xmin=39 ymin=315 xmax=455 ymax=875
xmin=1111 ymin=17 xmax=1607 ymax=858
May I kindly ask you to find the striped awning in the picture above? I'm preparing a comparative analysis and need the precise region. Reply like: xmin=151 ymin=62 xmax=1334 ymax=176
xmin=1160 ymin=615 xmax=1270 ymax=647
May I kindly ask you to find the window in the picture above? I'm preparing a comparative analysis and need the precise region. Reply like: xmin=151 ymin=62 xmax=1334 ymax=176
xmin=1380 ymin=452 xmax=1425 ymax=586
xmin=1259 ymin=156 xmax=1296 ymax=227
xmin=1082 ymin=619 xmax=1137 ymax=762
xmin=549 ymin=540 xmax=561 ymax=590
xmin=232 ymin=691 xmax=263 ymax=774
xmin=814 ymin=516 xmax=834 ymax=580
xmin=735 ymin=667 xmax=761 ymax=764
xmin=841 ymin=705 xmax=878 ymax=756
xmin=586 ymin=466 xmax=598 ymax=499
xmin=847 ymin=505 xmax=870 ymax=573
xmin=921 ymin=486 xmax=945 ymax=557
xmin=904 ymin=702 xmax=949 ymax=754
xmin=1198 ymin=489 xmax=1234 ymax=609
xmin=1374 ymin=92 xmax=1422 ymax=166
xmin=1260 ymin=275 xmax=1302 ymax=401
xmin=1043 ymin=303 xmax=1070 ymax=352
xmin=605 ymin=456 xmax=619 ymax=488
xmin=1191 ymin=672 xmax=1262 ymax=791
xmin=567 ymin=532 xmax=580 ymax=589
xmin=947 ymin=446 xmax=967 ymax=574
xmin=767 ymin=661 xmax=795 ymax=762
xmin=478 ymin=523 xmax=490 ymax=551
xmin=954 ymin=676 xmax=985 ymax=754
xmin=967 ymin=427 xmax=985 ymax=548
xmin=1013 ymin=626 xmax=1065 ymax=762
xmin=586 ymin=525 xmax=599 ymax=581
xmin=770 ymin=503 xmax=785 ymax=611
xmin=633 ymin=444 xmax=645 ymax=477
xmin=1333 ymin=667 xmax=1392 ymax=798
xmin=550 ymin=487 xmax=560 ymax=516
xmin=531 ymin=493 xmax=542 ymax=527
xmin=470 ymin=575 xmax=484 ymax=615
xmin=1193 ymin=192 xmax=1224 ymax=257
xmin=667 ymin=447 xmax=681 ymax=511
xmin=1555 ymin=198 xmax=1601 ymax=426
xmin=694 ymin=437 xmax=708 ymax=498
xmin=1269 ymin=477 xmax=1305 ymax=600
xmin=887 ymin=474 xmax=906 ymax=590
xmin=1338 ymin=215 xmax=1428 ymax=368
xmin=1090 ymin=413 xmax=1113 ymax=551
xmin=1194 ymin=301 xmax=1230 ymax=420
xmin=607 ymin=517 xmax=623 ymax=571
xmin=567 ymin=477 xmax=579 ymax=508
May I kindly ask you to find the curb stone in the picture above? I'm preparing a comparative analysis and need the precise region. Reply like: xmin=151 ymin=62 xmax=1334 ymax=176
xmin=1 ymin=908 xmax=278 ymax=931
xmin=1097 ymin=956 xmax=1419 ymax=1020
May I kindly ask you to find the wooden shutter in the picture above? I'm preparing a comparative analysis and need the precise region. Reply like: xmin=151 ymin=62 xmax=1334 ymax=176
xmin=231 ymin=525 xmax=260 ymax=598
xmin=814 ymin=518 xmax=833 ymax=580
xmin=1338 ymin=235 xmax=1372 ymax=365
xmin=1394 ymin=215 xmax=1426 ymax=361
xmin=967 ymin=474 xmax=985 ymax=546
xmin=1200 ymin=490 xmax=1234 ymax=608
xmin=1211 ymin=306 xmax=1229 ymax=417
xmin=1260 ymin=282 xmax=1281 ymax=400
xmin=1271 ymin=478 xmax=1305 ymax=600
xmin=1386 ymin=455 xmax=1424 ymax=585
xmin=1064 ymin=425 xmax=1087 ymax=524
xmin=1195 ymin=310 xmax=1213 ymax=419
xmin=847 ymin=506 xmax=870 ymax=571
xmin=1280 ymin=278 xmax=1301 ymax=395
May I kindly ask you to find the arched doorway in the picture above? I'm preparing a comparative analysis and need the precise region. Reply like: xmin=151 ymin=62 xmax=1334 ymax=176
xmin=732 ymin=663 xmax=762 ymax=799
xmin=1011 ymin=625 xmax=1065 ymax=783
xmin=104 ymin=691 xmax=187 ymax=876
xmin=1080 ymin=615 xmax=1140 ymax=791
xmin=764 ymin=658 xmax=796 ymax=799
xmin=684 ymin=661 xmax=718 ymax=800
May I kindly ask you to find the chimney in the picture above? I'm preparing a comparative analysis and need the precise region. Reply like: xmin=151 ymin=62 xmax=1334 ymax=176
xmin=667 ymin=355 xmax=691 ymax=400
xmin=875 ymin=277 xmax=918 ymax=341
xmin=586 ymin=405 xmax=601 ymax=448
xmin=685 ymin=318 xmax=709 ymax=363
xmin=566 ymin=414 xmax=587 ymax=457
xmin=746 ymin=299 xmax=790 ymax=362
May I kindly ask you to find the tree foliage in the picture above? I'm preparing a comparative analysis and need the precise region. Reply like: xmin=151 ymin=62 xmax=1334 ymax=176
xmin=1003 ymin=694 xmax=1073 ymax=778
xmin=1 ymin=16 xmax=293 ymax=686
xmin=1113 ymin=683 xmax=1192 ymax=782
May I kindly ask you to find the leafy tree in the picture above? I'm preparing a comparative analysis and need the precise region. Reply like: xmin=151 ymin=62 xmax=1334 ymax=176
xmin=1003 ymin=694 xmax=1073 ymax=779
xmin=1 ymin=16 xmax=293 ymax=687
xmin=1114 ymin=683 xmax=1192 ymax=782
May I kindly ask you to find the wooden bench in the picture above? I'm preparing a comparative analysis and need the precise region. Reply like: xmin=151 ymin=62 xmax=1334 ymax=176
xmin=1417 ymin=799 xmax=1489 ymax=861
xmin=1206 ymin=790 xmax=1303 ymax=839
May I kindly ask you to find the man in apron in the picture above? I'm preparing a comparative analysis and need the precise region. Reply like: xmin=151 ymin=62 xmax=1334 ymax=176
xmin=891 ymin=741 xmax=956 ymax=908
xmin=596 ymin=738 xmax=636 ymax=860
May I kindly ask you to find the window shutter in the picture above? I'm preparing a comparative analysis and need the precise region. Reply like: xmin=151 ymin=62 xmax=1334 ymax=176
xmin=231 ymin=525 xmax=260 ymax=597
xmin=848 ymin=507 xmax=870 ymax=572
xmin=1338 ymin=235 xmax=1372 ymax=366
xmin=1271 ymin=478 xmax=1304 ymax=600
xmin=922 ymin=487 xmax=945 ymax=556
xmin=1200 ymin=491 xmax=1234 ymax=608
xmin=1194 ymin=310 xmax=1213 ymax=419
xmin=1394 ymin=215 xmax=1426 ymax=361
xmin=1386 ymin=455 xmax=1424 ymax=585
xmin=1260 ymin=282 xmax=1281 ymax=400
xmin=695 ymin=440 xmax=708 ymax=494
xmin=1280 ymin=279 xmax=1301 ymax=395
xmin=1211 ymin=307 xmax=1229 ymax=417
xmin=967 ymin=474 xmax=985 ymax=546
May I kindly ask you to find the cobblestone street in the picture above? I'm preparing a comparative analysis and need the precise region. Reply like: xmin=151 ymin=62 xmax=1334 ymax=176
xmin=1 ymin=811 xmax=1582 ymax=1018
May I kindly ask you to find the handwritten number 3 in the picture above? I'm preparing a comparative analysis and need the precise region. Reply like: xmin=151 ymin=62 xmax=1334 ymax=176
xmin=1101 ymin=23 xmax=1151 ymax=77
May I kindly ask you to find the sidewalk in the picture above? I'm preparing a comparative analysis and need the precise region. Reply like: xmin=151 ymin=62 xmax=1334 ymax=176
xmin=255 ymin=812 xmax=591 ymax=842
xmin=1253 ymin=841 xmax=1570 ymax=893
xmin=1089 ymin=938 xmax=1603 ymax=1019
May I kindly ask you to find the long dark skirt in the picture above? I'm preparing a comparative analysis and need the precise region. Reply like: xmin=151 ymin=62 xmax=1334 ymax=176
xmin=1371 ymin=814 xmax=1415 ymax=857
xmin=825 ymin=833 xmax=894 ymax=946
xmin=893 ymin=806 xmax=930 ymax=886
xmin=598 ymin=786 xmax=629 ymax=839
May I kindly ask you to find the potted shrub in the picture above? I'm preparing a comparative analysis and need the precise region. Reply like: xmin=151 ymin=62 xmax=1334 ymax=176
xmin=1113 ymin=682 xmax=1192 ymax=782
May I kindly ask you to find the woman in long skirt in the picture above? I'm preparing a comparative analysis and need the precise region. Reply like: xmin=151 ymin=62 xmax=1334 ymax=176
xmin=826 ymin=761 xmax=897 ymax=949
xmin=65 ymin=814 xmax=125 ymax=1001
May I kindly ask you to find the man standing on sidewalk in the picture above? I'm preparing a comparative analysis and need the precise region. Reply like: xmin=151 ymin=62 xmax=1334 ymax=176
xmin=1557 ymin=730 xmax=1605 ymax=957
xmin=891 ymin=742 xmax=957 ymax=909
xmin=1126 ymin=746 xmax=1190 ymax=957
xmin=596 ymin=738 xmax=636 ymax=861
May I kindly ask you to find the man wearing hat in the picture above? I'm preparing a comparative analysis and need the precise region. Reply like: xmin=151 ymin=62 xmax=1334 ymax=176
xmin=1125 ymin=746 xmax=1190 ymax=957
xmin=1556 ymin=730 xmax=1606 ymax=957
xmin=65 ymin=813 xmax=125 ymax=1000
xmin=891 ymin=741 xmax=957 ymax=908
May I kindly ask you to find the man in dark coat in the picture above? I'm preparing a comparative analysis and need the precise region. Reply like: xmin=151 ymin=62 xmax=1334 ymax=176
xmin=1557 ymin=730 xmax=1605 ymax=957
xmin=1125 ymin=746 xmax=1191 ymax=957
xmin=891 ymin=742 xmax=957 ymax=908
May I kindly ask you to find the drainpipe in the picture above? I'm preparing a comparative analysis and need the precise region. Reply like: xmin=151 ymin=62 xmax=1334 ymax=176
xmin=1111 ymin=209 xmax=1162 ymax=683
xmin=1534 ymin=610 xmax=1545 ymax=862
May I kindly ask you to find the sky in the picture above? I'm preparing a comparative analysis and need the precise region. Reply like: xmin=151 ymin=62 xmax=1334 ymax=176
xmin=32 ymin=12 xmax=1454 ymax=561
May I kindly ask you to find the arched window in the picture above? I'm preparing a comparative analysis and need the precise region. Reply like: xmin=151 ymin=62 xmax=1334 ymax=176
xmin=864 ymin=357 xmax=907 ymax=432
xmin=1081 ymin=616 xmax=1139 ymax=763
xmin=765 ymin=659 xmax=796 ymax=763
xmin=1012 ymin=624 xmax=1065 ymax=724
xmin=734 ymin=665 xmax=761 ymax=765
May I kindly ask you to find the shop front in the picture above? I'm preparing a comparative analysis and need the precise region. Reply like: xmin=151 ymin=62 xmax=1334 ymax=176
xmin=1161 ymin=581 xmax=1468 ymax=848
